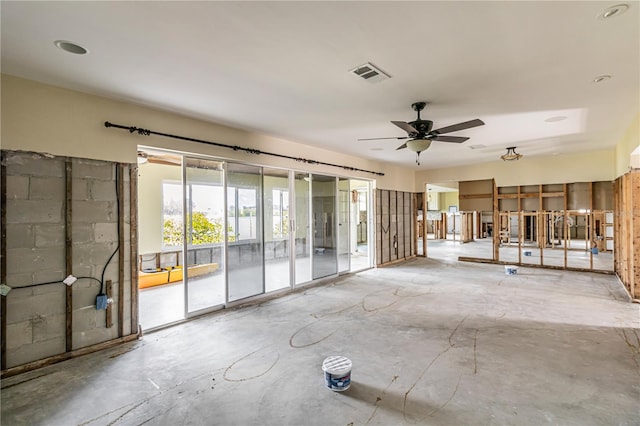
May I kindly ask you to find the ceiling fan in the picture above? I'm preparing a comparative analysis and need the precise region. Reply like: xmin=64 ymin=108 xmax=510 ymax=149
xmin=359 ymin=102 xmax=485 ymax=165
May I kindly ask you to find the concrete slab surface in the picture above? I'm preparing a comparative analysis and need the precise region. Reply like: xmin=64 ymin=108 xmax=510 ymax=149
xmin=2 ymin=258 xmax=639 ymax=425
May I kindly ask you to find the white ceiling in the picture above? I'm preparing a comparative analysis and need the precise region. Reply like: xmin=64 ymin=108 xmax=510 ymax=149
xmin=2 ymin=1 xmax=638 ymax=169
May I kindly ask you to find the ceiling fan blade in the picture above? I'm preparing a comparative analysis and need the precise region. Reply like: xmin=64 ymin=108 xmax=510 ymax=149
xmin=391 ymin=120 xmax=418 ymax=134
xmin=396 ymin=142 xmax=408 ymax=150
xmin=432 ymin=119 xmax=485 ymax=135
xmin=431 ymin=135 xmax=469 ymax=143
xmin=358 ymin=136 xmax=409 ymax=141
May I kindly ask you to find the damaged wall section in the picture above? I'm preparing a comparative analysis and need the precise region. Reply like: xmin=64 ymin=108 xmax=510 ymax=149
xmin=1 ymin=150 xmax=137 ymax=371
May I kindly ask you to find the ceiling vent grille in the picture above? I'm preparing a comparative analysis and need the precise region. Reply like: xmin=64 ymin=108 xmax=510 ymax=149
xmin=350 ymin=62 xmax=390 ymax=83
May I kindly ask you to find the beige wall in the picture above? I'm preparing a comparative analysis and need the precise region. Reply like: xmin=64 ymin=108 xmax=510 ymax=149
xmin=415 ymin=149 xmax=616 ymax=189
xmin=1 ymin=75 xmax=416 ymax=192
xmin=615 ymin=113 xmax=640 ymax=176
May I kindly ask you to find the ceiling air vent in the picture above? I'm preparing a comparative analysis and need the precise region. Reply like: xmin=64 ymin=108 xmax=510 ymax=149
xmin=350 ymin=62 xmax=390 ymax=83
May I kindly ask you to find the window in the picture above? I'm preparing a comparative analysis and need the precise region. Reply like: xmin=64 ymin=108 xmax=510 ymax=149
xmin=227 ymin=186 xmax=258 ymax=241
xmin=163 ymin=182 xmax=226 ymax=247
xmin=272 ymin=189 xmax=289 ymax=239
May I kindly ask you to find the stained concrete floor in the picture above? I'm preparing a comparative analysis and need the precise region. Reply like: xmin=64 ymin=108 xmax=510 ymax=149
xmin=2 ymin=258 xmax=639 ymax=426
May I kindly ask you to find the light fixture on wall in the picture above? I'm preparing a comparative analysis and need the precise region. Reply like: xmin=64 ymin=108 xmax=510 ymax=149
xmin=501 ymin=147 xmax=522 ymax=161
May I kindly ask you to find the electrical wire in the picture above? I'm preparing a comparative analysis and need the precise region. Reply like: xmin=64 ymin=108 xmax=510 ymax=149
xmin=99 ymin=163 xmax=121 ymax=295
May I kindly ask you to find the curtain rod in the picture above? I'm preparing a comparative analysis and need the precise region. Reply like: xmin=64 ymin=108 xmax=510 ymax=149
xmin=104 ymin=121 xmax=385 ymax=176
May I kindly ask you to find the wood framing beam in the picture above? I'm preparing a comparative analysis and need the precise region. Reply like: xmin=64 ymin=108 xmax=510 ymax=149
xmin=1 ymin=153 xmax=7 ymax=370
xmin=65 ymin=160 xmax=73 ymax=352
xmin=459 ymin=193 xmax=493 ymax=200
xmin=117 ymin=164 xmax=125 ymax=337
xmin=130 ymin=166 xmax=139 ymax=335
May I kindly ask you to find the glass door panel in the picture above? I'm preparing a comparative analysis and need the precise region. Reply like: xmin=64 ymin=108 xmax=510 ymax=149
xmin=312 ymin=174 xmax=337 ymax=279
xmin=294 ymin=173 xmax=312 ymax=285
xmin=338 ymin=178 xmax=350 ymax=273
xmin=184 ymin=157 xmax=226 ymax=313
xmin=227 ymin=163 xmax=264 ymax=302
xmin=137 ymin=156 xmax=185 ymax=329
xmin=350 ymin=180 xmax=371 ymax=271
xmin=264 ymin=168 xmax=290 ymax=292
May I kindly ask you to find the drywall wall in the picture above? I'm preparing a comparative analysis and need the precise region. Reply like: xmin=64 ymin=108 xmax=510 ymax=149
xmin=615 ymin=113 xmax=640 ymax=177
xmin=415 ymin=150 xmax=616 ymax=188
xmin=1 ymin=75 xmax=416 ymax=192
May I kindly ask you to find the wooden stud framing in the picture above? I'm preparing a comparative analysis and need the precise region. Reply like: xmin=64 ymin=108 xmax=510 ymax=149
xmin=130 ymin=166 xmax=139 ymax=335
xmin=1 ymin=153 xmax=7 ymax=370
xmin=493 ymin=179 xmax=499 ymax=261
xmin=117 ymin=164 xmax=126 ymax=337
xmin=65 ymin=160 xmax=73 ymax=352
xmin=105 ymin=280 xmax=113 ymax=329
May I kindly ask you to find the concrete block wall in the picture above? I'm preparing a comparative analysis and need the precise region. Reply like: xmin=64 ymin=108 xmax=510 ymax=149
xmin=2 ymin=151 xmax=135 ymax=369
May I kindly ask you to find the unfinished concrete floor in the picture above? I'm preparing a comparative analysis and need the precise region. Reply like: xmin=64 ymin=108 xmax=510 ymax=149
xmin=2 ymin=258 xmax=639 ymax=425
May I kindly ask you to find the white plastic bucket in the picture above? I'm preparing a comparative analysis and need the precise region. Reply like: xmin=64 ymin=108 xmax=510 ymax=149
xmin=504 ymin=265 xmax=518 ymax=275
xmin=322 ymin=356 xmax=352 ymax=391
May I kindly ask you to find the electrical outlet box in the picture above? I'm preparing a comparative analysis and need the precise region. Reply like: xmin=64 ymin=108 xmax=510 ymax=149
xmin=96 ymin=294 xmax=108 ymax=310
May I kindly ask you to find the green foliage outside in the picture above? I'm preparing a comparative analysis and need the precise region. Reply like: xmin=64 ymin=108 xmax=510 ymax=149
xmin=164 ymin=211 xmax=234 ymax=246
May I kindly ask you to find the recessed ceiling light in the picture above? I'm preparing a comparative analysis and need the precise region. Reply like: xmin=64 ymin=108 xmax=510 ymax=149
xmin=598 ymin=4 xmax=629 ymax=19
xmin=54 ymin=40 xmax=88 ymax=55
xmin=545 ymin=116 xmax=568 ymax=123
xmin=593 ymin=75 xmax=612 ymax=83
xmin=370 ymin=147 xmax=384 ymax=151
xmin=468 ymin=144 xmax=486 ymax=150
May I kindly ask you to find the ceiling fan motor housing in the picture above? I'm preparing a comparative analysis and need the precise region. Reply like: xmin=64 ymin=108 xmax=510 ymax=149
xmin=409 ymin=120 xmax=433 ymax=135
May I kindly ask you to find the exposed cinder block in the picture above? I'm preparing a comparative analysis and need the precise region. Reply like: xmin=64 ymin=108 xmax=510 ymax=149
xmin=30 ymin=177 xmax=65 ymax=200
xmin=5 ymin=175 xmax=29 ymax=199
xmin=32 ymin=270 xmax=65 ymax=287
xmin=32 ymin=313 xmax=66 ymax=343
xmin=6 ymin=287 xmax=66 ymax=323
xmin=72 ymin=241 xmax=118 ymax=267
xmin=6 ymin=321 xmax=33 ymax=350
xmin=94 ymin=222 xmax=118 ymax=243
xmin=33 ymin=282 xmax=65 ymax=296
xmin=71 ymin=265 xmax=95 ymax=280
xmin=73 ymin=200 xmax=115 ymax=222
xmin=73 ymin=283 xmax=102 ymax=309
xmin=7 ymin=337 xmax=66 ymax=368
xmin=72 ymin=160 xmax=114 ymax=181
xmin=72 ymin=178 xmax=89 ymax=201
xmin=6 ymin=200 xmax=63 ymax=224
xmin=72 ymin=307 xmax=98 ymax=332
xmin=4 ymin=152 xmax=65 ymax=178
xmin=7 ymin=247 xmax=65 ymax=275
xmin=72 ymin=223 xmax=93 ymax=244
xmin=72 ymin=326 xmax=119 ymax=351
xmin=35 ymin=224 xmax=66 ymax=247
xmin=89 ymin=180 xmax=117 ymax=201
xmin=6 ymin=273 xmax=35 ymax=288
xmin=6 ymin=224 xmax=35 ymax=249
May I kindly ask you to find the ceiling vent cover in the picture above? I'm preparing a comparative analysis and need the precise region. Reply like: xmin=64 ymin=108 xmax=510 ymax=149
xmin=350 ymin=62 xmax=390 ymax=83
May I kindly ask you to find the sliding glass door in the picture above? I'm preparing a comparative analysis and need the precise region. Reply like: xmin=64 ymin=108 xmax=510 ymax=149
xmin=226 ymin=163 xmax=264 ymax=302
xmin=294 ymin=173 xmax=312 ymax=285
xmin=264 ymin=168 xmax=291 ymax=292
xmin=184 ymin=157 xmax=226 ymax=314
xmin=312 ymin=174 xmax=337 ymax=279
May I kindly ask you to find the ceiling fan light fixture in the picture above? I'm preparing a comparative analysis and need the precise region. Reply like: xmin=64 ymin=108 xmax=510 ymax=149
xmin=406 ymin=139 xmax=432 ymax=153
xmin=501 ymin=147 xmax=522 ymax=161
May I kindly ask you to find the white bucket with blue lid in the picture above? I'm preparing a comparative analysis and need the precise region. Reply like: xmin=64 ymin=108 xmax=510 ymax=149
xmin=322 ymin=356 xmax=352 ymax=391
